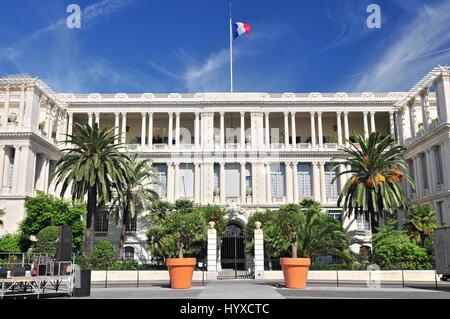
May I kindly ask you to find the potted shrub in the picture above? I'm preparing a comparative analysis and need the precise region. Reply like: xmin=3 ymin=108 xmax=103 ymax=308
xmin=270 ymin=204 xmax=310 ymax=289
xmin=147 ymin=208 xmax=206 ymax=289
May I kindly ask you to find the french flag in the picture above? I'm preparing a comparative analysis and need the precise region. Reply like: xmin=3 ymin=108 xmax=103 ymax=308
xmin=233 ymin=22 xmax=251 ymax=40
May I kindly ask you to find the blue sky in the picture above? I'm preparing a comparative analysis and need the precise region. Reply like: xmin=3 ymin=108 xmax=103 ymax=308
xmin=1 ymin=0 xmax=450 ymax=93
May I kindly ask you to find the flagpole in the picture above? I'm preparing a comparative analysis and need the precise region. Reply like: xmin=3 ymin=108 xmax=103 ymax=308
xmin=229 ymin=1 xmax=233 ymax=93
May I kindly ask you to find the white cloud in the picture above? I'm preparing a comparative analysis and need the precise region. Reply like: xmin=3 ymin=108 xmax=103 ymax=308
xmin=0 ymin=0 xmax=137 ymax=62
xmin=349 ymin=0 xmax=450 ymax=91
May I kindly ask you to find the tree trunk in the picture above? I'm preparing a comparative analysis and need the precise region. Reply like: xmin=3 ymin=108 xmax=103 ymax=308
xmin=291 ymin=240 xmax=298 ymax=258
xmin=84 ymin=187 xmax=97 ymax=256
xmin=178 ymin=242 xmax=184 ymax=259
xmin=118 ymin=207 xmax=128 ymax=260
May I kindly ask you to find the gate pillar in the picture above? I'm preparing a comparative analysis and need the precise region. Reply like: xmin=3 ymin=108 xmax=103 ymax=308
xmin=207 ymin=221 xmax=218 ymax=280
xmin=254 ymin=221 xmax=264 ymax=279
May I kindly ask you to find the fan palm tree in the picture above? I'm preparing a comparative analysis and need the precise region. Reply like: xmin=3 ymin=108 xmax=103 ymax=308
xmin=52 ymin=123 xmax=131 ymax=255
xmin=332 ymin=132 xmax=413 ymax=229
xmin=297 ymin=199 xmax=353 ymax=263
xmin=113 ymin=154 xmax=158 ymax=259
xmin=404 ymin=204 xmax=438 ymax=246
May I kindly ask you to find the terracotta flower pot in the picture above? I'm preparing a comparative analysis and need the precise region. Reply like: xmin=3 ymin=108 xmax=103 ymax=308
xmin=280 ymin=257 xmax=311 ymax=289
xmin=166 ymin=258 xmax=196 ymax=289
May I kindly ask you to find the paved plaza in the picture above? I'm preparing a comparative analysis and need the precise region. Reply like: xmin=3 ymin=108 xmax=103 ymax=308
xmin=80 ymin=280 xmax=450 ymax=299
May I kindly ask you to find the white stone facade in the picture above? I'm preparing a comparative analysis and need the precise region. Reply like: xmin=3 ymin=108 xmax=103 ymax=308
xmin=0 ymin=67 xmax=449 ymax=262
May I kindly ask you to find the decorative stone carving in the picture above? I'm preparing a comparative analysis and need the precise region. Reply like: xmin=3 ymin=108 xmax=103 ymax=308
xmin=255 ymin=221 xmax=262 ymax=230
xmin=208 ymin=221 xmax=216 ymax=230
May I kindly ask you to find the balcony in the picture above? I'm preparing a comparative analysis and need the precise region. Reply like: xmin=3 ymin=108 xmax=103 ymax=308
xmin=421 ymin=189 xmax=429 ymax=198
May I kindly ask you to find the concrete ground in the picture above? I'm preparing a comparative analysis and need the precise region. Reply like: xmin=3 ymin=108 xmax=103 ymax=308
xmin=82 ymin=279 xmax=450 ymax=299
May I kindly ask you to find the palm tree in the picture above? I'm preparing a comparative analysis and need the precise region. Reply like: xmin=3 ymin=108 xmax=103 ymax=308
xmin=52 ymin=123 xmax=131 ymax=255
xmin=332 ymin=132 xmax=413 ymax=229
xmin=148 ymin=198 xmax=173 ymax=221
xmin=113 ymin=154 xmax=158 ymax=259
xmin=404 ymin=204 xmax=438 ymax=246
xmin=297 ymin=199 xmax=353 ymax=263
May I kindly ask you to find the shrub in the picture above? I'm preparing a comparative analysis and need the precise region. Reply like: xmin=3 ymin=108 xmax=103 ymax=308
xmin=0 ymin=233 xmax=24 ymax=253
xmin=34 ymin=226 xmax=59 ymax=256
xmin=200 ymin=205 xmax=227 ymax=235
xmin=90 ymin=240 xmax=117 ymax=269
xmin=147 ymin=208 xmax=207 ymax=259
xmin=21 ymin=192 xmax=86 ymax=252
xmin=373 ymin=222 xmax=433 ymax=270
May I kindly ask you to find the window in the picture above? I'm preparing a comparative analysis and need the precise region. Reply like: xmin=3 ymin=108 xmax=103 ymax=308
xmin=225 ymin=163 xmax=240 ymax=197
xmin=153 ymin=164 xmax=167 ymax=198
xmin=245 ymin=164 xmax=252 ymax=190
xmin=357 ymin=214 xmax=370 ymax=231
xmin=213 ymin=163 xmax=220 ymax=193
xmin=434 ymin=146 xmax=444 ymax=185
xmin=124 ymin=247 xmax=135 ymax=261
xmin=94 ymin=211 xmax=109 ymax=232
xmin=124 ymin=212 xmax=137 ymax=232
xmin=271 ymin=163 xmax=286 ymax=197
xmin=407 ymin=159 xmax=415 ymax=194
xmin=7 ymin=147 xmax=15 ymax=187
xmin=297 ymin=163 xmax=312 ymax=198
xmin=324 ymin=164 xmax=339 ymax=198
xmin=179 ymin=163 xmax=194 ymax=199
xmin=436 ymin=201 xmax=445 ymax=224
xmin=328 ymin=211 xmax=342 ymax=225
xmin=420 ymin=153 xmax=428 ymax=189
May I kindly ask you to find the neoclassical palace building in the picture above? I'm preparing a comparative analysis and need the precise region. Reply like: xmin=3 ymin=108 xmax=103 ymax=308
xmin=0 ymin=66 xmax=449 ymax=262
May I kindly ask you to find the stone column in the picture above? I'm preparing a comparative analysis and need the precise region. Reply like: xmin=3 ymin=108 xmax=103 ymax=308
xmin=291 ymin=112 xmax=297 ymax=147
xmin=194 ymin=112 xmax=200 ymax=147
xmin=413 ymin=157 xmax=421 ymax=196
xmin=389 ymin=112 xmax=395 ymax=138
xmin=43 ymin=156 xmax=50 ymax=193
xmin=310 ymin=112 xmax=316 ymax=147
xmin=88 ymin=112 xmax=93 ymax=127
xmin=317 ymin=112 xmax=323 ymax=148
xmin=207 ymin=221 xmax=218 ymax=280
xmin=408 ymin=101 xmax=417 ymax=139
xmin=426 ymin=150 xmax=435 ymax=195
xmin=285 ymin=162 xmax=293 ymax=203
xmin=2 ymin=85 xmax=10 ymax=128
xmin=19 ymin=85 xmax=26 ymax=128
xmin=240 ymin=112 xmax=246 ymax=148
xmin=220 ymin=112 xmax=225 ymax=148
xmin=265 ymin=163 xmax=272 ymax=204
xmin=168 ymin=112 xmax=173 ymax=147
xmin=167 ymin=163 xmax=174 ymax=202
xmin=338 ymin=163 xmax=346 ymax=194
xmin=337 ymin=112 xmax=343 ymax=146
xmin=344 ymin=111 xmax=350 ymax=146
xmin=265 ymin=112 xmax=270 ymax=146
xmin=312 ymin=162 xmax=321 ymax=202
xmin=121 ymin=113 xmax=127 ymax=144
xmin=284 ymin=112 xmax=289 ymax=147
xmin=174 ymin=163 xmax=179 ymax=200
xmin=240 ymin=162 xmax=246 ymax=204
xmin=292 ymin=162 xmax=299 ymax=203
xmin=220 ymin=163 xmax=226 ymax=204
xmin=114 ymin=113 xmax=120 ymax=144
xmin=398 ymin=109 xmax=406 ymax=143
xmin=175 ymin=112 xmax=181 ymax=147
xmin=319 ymin=162 xmax=326 ymax=204
xmin=194 ymin=163 xmax=201 ymax=204
xmin=363 ymin=111 xmax=369 ymax=139
xmin=420 ymin=89 xmax=431 ymax=131
xmin=370 ymin=111 xmax=376 ymax=134
xmin=141 ymin=112 xmax=147 ymax=148
xmin=48 ymin=109 xmax=55 ymax=140
xmin=0 ymin=146 xmax=6 ymax=192
xmin=254 ymin=222 xmax=264 ymax=279
xmin=148 ymin=113 xmax=154 ymax=148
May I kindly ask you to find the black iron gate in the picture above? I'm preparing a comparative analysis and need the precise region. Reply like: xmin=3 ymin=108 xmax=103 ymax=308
xmin=218 ymin=234 xmax=254 ymax=279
